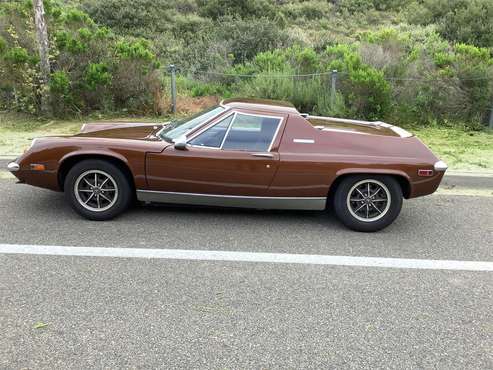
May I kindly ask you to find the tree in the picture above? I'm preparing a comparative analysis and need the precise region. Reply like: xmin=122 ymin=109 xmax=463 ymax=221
xmin=32 ymin=0 xmax=51 ymax=115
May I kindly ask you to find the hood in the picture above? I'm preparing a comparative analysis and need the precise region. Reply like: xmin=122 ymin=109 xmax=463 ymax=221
xmin=307 ymin=116 xmax=413 ymax=138
xmin=76 ymin=122 xmax=163 ymax=141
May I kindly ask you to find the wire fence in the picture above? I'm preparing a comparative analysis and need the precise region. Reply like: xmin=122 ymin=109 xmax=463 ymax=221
xmin=199 ymin=69 xmax=492 ymax=81
xmin=166 ymin=65 xmax=493 ymax=128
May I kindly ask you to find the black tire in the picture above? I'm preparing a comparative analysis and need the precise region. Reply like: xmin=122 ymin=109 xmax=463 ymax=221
xmin=64 ymin=159 xmax=132 ymax=221
xmin=333 ymin=175 xmax=403 ymax=232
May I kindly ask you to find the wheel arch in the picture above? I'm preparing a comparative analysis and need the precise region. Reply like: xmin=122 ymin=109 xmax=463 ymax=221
xmin=328 ymin=169 xmax=411 ymax=202
xmin=58 ymin=152 xmax=135 ymax=191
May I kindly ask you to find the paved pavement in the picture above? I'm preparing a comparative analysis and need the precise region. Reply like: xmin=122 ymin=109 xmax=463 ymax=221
xmin=1 ymin=179 xmax=492 ymax=368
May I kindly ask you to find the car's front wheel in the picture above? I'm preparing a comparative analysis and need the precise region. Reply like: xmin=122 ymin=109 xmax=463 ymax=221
xmin=333 ymin=175 xmax=403 ymax=232
xmin=64 ymin=159 xmax=132 ymax=221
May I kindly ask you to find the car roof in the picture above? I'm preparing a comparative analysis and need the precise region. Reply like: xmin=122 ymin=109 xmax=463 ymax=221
xmin=220 ymin=98 xmax=300 ymax=114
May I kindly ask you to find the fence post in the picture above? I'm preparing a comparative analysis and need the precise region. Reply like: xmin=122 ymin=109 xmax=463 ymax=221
xmin=168 ymin=64 xmax=177 ymax=114
xmin=330 ymin=69 xmax=338 ymax=108
xmin=489 ymin=105 xmax=493 ymax=129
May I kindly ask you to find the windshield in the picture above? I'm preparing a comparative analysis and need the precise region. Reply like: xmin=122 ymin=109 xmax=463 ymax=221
xmin=159 ymin=106 xmax=225 ymax=142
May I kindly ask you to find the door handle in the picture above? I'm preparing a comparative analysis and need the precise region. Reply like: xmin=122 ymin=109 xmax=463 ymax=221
xmin=251 ymin=153 xmax=274 ymax=158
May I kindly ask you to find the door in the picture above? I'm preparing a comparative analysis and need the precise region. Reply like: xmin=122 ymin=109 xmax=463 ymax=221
xmin=146 ymin=111 xmax=286 ymax=196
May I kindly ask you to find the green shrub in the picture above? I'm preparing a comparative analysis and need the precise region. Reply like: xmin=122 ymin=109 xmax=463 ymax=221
xmin=336 ymin=0 xmax=407 ymax=14
xmin=216 ymin=16 xmax=289 ymax=63
xmin=84 ymin=63 xmax=112 ymax=90
xmin=1 ymin=0 xmax=492 ymax=126
xmin=280 ymin=1 xmax=332 ymax=20
xmin=49 ymin=70 xmax=73 ymax=115
xmin=82 ymin=0 xmax=174 ymax=36
xmin=0 ymin=36 xmax=6 ymax=55
xmin=325 ymin=44 xmax=391 ymax=120
xmin=229 ymin=48 xmax=337 ymax=114
xmin=404 ymin=0 xmax=493 ymax=48
xmin=62 ymin=9 xmax=93 ymax=25
xmin=0 ymin=2 xmax=161 ymax=116
xmin=3 ymin=47 xmax=32 ymax=64
xmin=50 ymin=70 xmax=71 ymax=95
xmin=197 ymin=0 xmax=276 ymax=20
xmin=115 ymin=39 xmax=155 ymax=61
xmin=55 ymin=30 xmax=88 ymax=54
xmin=241 ymin=73 xmax=331 ymax=115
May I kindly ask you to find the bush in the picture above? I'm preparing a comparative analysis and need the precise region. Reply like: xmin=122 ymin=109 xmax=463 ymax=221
xmin=223 ymin=46 xmax=340 ymax=114
xmin=84 ymin=63 xmax=111 ymax=90
xmin=336 ymin=0 xmax=407 ymax=14
xmin=357 ymin=25 xmax=493 ymax=126
xmin=325 ymin=44 xmax=392 ymax=120
xmin=49 ymin=70 xmax=73 ymax=115
xmin=404 ymin=0 xmax=493 ymax=48
xmin=50 ymin=70 xmax=71 ymax=95
xmin=280 ymin=1 xmax=332 ymax=20
xmin=196 ymin=0 xmax=276 ymax=20
xmin=82 ymin=0 xmax=174 ymax=36
xmin=1 ymin=0 xmax=492 ymax=126
xmin=217 ymin=16 xmax=289 ymax=63
xmin=0 ymin=2 xmax=162 ymax=116
xmin=3 ymin=47 xmax=33 ymax=65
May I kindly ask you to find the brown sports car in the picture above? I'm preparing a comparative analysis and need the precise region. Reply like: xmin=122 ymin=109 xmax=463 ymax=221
xmin=7 ymin=98 xmax=447 ymax=231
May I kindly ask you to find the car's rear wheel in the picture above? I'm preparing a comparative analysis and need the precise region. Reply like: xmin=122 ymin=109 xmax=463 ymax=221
xmin=333 ymin=175 xmax=402 ymax=232
xmin=64 ymin=159 xmax=132 ymax=220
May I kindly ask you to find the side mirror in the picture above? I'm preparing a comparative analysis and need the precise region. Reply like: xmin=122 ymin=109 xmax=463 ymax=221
xmin=174 ymin=135 xmax=188 ymax=150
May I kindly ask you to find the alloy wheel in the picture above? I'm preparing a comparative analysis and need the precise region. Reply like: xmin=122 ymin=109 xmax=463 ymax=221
xmin=74 ymin=169 xmax=119 ymax=212
xmin=346 ymin=179 xmax=391 ymax=222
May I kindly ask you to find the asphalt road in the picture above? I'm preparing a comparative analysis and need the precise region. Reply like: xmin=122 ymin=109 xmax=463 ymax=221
xmin=1 ymin=178 xmax=492 ymax=369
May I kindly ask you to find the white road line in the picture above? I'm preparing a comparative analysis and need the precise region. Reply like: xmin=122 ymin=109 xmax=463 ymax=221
xmin=1 ymin=243 xmax=492 ymax=272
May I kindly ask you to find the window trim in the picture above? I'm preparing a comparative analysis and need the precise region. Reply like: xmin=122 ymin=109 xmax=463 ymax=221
xmin=187 ymin=111 xmax=236 ymax=150
xmin=158 ymin=106 xmax=231 ymax=142
xmin=186 ymin=111 xmax=284 ymax=152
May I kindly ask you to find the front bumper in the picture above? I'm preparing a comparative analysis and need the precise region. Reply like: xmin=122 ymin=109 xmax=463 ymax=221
xmin=7 ymin=162 xmax=20 ymax=172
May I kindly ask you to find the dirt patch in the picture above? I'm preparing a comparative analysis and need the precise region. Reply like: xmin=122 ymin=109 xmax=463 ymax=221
xmin=162 ymin=95 xmax=220 ymax=115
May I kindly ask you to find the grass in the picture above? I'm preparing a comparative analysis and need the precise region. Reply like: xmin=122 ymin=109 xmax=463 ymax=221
xmin=0 ymin=113 xmax=82 ymax=155
xmin=33 ymin=322 xmax=49 ymax=329
xmin=411 ymin=126 xmax=493 ymax=172
xmin=1 ymin=112 xmax=492 ymax=172
xmin=0 ymin=112 xmax=167 ymax=156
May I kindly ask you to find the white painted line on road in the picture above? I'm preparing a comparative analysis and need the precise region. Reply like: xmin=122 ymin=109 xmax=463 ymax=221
xmin=435 ymin=187 xmax=493 ymax=197
xmin=1 ymin=243 xmax=492 ymax=272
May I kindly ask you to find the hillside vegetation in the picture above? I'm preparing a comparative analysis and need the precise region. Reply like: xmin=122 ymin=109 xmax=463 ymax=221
xmin=1 ymin=0 xmax=493 ymax=129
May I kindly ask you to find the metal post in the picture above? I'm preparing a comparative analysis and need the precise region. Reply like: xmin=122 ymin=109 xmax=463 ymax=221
xmin=168 ymin=64 xmax=176 ymax=114
xmin=330 ymin=69 xmax=338 ymax=108
xmin=489 ymin=105 xmax=493 ymax=129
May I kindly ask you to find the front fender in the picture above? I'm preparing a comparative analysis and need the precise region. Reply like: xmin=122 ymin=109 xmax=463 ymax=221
xmin=59 ymin=149 xmax=130 ymax=169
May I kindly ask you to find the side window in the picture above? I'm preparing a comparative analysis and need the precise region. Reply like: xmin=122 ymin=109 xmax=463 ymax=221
xmin=188 ymin=115 xmax=233 ymax=148
xmin=222 ymin=113 xmax=281 ymax=152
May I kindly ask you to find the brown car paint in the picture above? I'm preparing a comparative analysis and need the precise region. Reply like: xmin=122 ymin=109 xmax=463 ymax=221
xmin=9 ymin=99 xmax=444 ymax=201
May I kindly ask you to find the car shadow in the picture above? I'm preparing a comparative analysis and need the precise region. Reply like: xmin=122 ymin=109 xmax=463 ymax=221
xmin=128 ymin=201 xmax=346 ymax=229
xmin=10 ymin=186 xmax=416 ymax=235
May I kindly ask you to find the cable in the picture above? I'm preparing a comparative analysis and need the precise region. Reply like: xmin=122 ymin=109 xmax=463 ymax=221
xmin=175 ymin=69 xmax=490 ymax=82
xmin=198 ymin=71 xmax=343 ymax=78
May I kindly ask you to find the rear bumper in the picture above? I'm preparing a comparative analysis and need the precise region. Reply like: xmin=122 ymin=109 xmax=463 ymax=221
xmin=434 ymin=160 xmax=448 ymax=172
xmin=409 ymin=161 xmax=447 ymax=198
